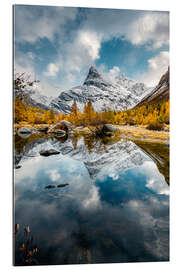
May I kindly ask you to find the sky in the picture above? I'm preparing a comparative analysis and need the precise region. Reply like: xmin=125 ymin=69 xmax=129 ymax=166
xmin=14 ymin=5 xmax=169 ymax=97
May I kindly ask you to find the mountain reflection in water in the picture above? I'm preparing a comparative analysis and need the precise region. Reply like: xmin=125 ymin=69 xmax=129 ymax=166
xmin=14 ymin=134 xmax=169 ymax=265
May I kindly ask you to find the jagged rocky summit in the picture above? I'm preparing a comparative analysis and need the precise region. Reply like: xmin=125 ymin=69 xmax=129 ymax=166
xmin=50 ymin=66 xmax=152 ymax=113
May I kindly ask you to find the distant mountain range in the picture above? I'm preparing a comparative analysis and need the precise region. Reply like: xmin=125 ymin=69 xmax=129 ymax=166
xmin=15 ymin=66 xmax=169 ymax=113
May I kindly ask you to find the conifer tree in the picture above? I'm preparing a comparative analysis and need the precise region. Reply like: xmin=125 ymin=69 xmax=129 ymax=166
xmin=49 ymin=109 xmax=56 ymax=124
xmin=71 ymin=99 xmax=79 ymax=115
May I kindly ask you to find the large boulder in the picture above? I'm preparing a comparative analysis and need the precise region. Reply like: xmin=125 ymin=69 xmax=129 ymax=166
xmin=48 ymin=120 xmax=73 ymax=135
xmin=18 ymin=127 xmax=32 ymax=134
xmin=59 ymin=120 xmax=73 ymax=128
xmin=102 ymin=124 xmax=119 ymax=133
xmin=39 ymin=149 xmax=60 ymax=157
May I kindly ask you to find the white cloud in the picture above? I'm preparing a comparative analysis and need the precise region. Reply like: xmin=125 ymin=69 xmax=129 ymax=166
xmin=14 ymin=7 xmax=169 ymax=92
xmin=36 ymin=79 xmax=60 ymax=97
xmin=140 ymin=161 xmax=169 ymax=195
xmin=84 ymin=9 xmax=169 ymax=50
xmin=14 ymin=49 xmax=36 ymax=79
xmin=44 ymin=63 xmax=60 ymax=77
xmin=126 ymin=12 xmax=169 ymax=49
xmin=54 ymin=10 xmax=169 ymax=87
xmin=106 ymin=66 xmax=121 ymax=82
xmin=77 ymin=30 xmax=101 ymax=60
xmin=14 ymin=6 xmax=77 ymax=43
xmin=138 ymin=51 xmax=169 ymax=87
xmin=98 ymin=64 xmax=121 ymax=82
xmin=47 ymin=169 xmax=61 ymax=182
xmin=83 ymin=185 xmax=101 ymax=210
xmin=62 ymin=30 xmax=101 ymax=73
xmin=109 ymin=172 xmax=119 ymax=180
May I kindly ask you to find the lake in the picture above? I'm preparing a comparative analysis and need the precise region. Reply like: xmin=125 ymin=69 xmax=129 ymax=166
xmin=13 ymin=134 xmax=169 ymax=265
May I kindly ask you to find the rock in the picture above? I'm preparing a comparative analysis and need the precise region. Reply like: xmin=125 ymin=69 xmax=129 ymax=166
xmin=57 ymin=184 xmax=69 ymax=188
xmin=38 ymin=126 xmax=49 ymax=133
xmin=53 ymin=130 xmax=66 ymax=135
xmin=39 ymin=149 xmax=60 ymax=157
xmin=75 ymin=127 xmax=91 ymax=135
xmin=14 ymin=224 xmax=19 ymax=235
xmin=48 ymin=120 xmax=73 ymax=134
xmin=18 ymin=127 xmax=32 ymax=134
xmin=17 ymin=132 xmax=31 ymax=139
xmin=59 ymin=120 xmax=73 ymax=128
xmin=45 ymin=185 xmax=56 ymax=189
xmin=102 ymin=124 xmax=119 ymax=133
xmin=24 ymin=226 xmax=30 ymax=233
xmin=15 ymin=165 xmax=21 ymax=169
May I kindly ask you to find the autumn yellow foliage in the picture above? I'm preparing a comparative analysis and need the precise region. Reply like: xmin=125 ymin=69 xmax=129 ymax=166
xmin=14 ymin=97 xmax=169 ymax=128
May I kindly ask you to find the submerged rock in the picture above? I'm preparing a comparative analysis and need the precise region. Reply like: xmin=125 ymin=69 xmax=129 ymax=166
xmin=57 ymin=184 xmax=69 ymax=188
xmin=38 ymin=126 xmax=49 ymax=133
xmin=52 ymin=130 xmax=66 ymax=136
xmin=39 ymin=149 xmax=60 ymax=157
xmin=17 ymin=132 xmax=31 ymax=139
xmin=18 ymin=127 xmax=32 ymax=134
xmin=15 ymin=165 xmax=21 ymax=169
xmin=45 ymin=185 xmax=56 ymax=189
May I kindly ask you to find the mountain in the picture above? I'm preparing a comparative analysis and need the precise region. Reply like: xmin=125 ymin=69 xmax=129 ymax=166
xmin=50 ymin=66 xmax=152 ymax=113
xmin=14 ymin=82 xmax=53 ymax=111
xmin=136 ymin=67 xmax=169 ymax=107
xmin=15 ymin=67 xmax=169 ymax=113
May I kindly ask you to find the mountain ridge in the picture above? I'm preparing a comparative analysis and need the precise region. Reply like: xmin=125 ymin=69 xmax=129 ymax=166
xmin=50 ymin=66 xmax=152 ymax=114
xmin=14 ymin=66 xmax=169 ymax=114
xmin=135 ymin=67 xmax=169 ymax=107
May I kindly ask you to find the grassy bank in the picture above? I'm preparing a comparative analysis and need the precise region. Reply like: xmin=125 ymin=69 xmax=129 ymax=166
xmin=114 ymin=125 xmax=169 ymax=144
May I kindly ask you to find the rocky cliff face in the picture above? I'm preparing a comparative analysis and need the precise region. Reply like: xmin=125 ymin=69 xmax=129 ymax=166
xmin=136 ymin=67 xmax=169 ymax=107
xmin=50 ymin=66 xmax=152 ymax=113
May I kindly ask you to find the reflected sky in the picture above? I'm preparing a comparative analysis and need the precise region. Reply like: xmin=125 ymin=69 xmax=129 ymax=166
xmin=14 ymin=136 xmax=169 ymax=265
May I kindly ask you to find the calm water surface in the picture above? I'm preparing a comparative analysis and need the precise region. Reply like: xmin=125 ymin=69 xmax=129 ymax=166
xmin=14 ymin=134 xmax=169 ymax=265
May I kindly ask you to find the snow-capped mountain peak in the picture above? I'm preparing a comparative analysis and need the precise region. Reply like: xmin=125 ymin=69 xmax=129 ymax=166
xmin=84 ymin=66 xmax=102 ymax=84
xmin=50 ymin=66 xmax=152 ymax=113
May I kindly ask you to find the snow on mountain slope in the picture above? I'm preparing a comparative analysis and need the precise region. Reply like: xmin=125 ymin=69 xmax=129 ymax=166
xmin=29 ymin=83 xmax=53 ymax=107
xmin=14 ymin=82 xmax=53 ymax=110
xmin=50 ymin=66 xmax=152 ymax=114
xmin=136 ymin=67 xmax=169 ymax=107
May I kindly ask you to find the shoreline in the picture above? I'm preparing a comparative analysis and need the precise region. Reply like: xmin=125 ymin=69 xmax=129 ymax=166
xmin=14 ymin=123 xmax=170 ymax=144
xmin=114 ymin=125 xmax=169 ymax=144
